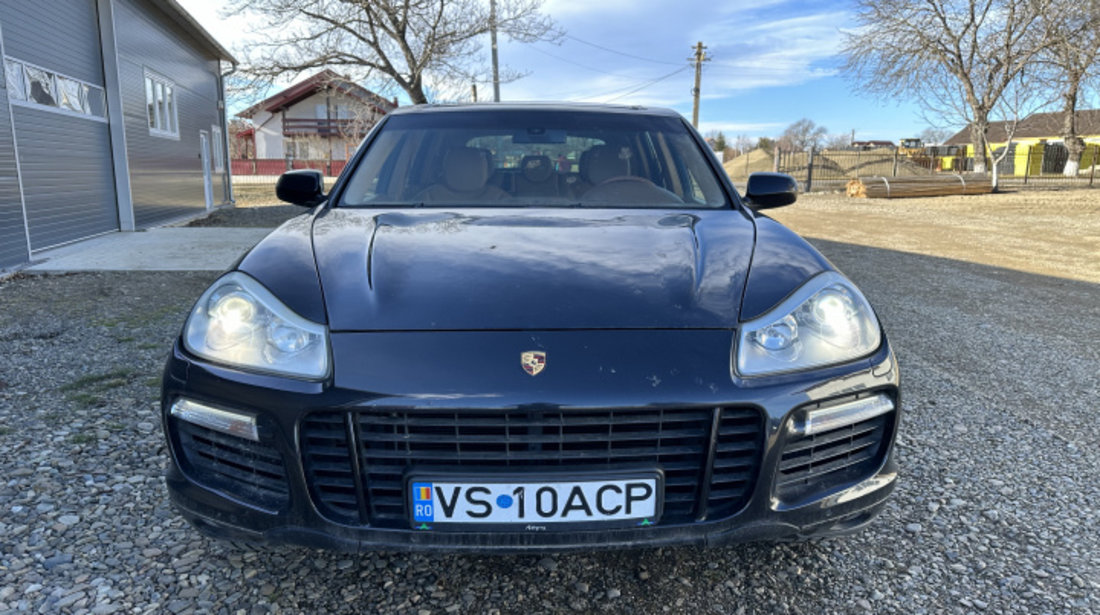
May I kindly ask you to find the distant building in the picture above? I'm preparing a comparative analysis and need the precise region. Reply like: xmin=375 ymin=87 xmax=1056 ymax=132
xmin=851 ymin=140 xmax=895 ymax=150
xmin=235 ymin=70 xmax=397 ymax=171
xmin=0 ymin=0 xmax=235 ymax=272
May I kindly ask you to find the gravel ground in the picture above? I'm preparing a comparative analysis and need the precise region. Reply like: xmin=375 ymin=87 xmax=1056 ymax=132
xmin=183 ymin=205 xmax=304 ymax=229
xmin=1 ymin=197 xmax=1098 ymax=614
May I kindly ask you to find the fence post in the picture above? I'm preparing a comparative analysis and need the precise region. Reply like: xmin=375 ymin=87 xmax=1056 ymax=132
xmin=1091 ymin=145 xmax=1097 ymax=187
xmin=806 ymin=147 xmax=815 ymax=193
xmin=892 ymin=147 xmax=899 ymax=177
xmin=773 ymin=148 xmax=780 ymax=173
xmin=1023 ymin=146 xmax=1031 ymax=184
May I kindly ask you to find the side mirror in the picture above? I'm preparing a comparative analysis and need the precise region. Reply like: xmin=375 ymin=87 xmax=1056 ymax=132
xmin=276 ymin=169 xmax=326 ymax=207
xmin=744 ymin=172 xmax=798 ymax=210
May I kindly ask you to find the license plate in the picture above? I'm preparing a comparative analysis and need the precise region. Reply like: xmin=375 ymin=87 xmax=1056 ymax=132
xmin=408 ymin=476 xmax=661 ymax=530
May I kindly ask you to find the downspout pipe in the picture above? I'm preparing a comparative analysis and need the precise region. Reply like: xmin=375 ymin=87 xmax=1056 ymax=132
xmin=220 ymin=60 xmax=238 ymax=205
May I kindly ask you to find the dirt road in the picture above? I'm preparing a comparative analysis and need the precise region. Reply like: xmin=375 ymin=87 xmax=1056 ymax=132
xmin=768 ymin=189 xmax=1100 ymax=283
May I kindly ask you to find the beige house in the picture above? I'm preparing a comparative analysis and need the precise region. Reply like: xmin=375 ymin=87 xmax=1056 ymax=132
xmin=236 ymin=70 xmax=397 ymax=164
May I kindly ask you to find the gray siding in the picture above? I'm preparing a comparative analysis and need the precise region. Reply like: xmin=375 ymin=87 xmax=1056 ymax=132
xmin=1 ymin=0 xmax=117 ymax=251
xmin=115 ymin=0 xmax=227 ymax=228
xmin=13 ymin=107 xmax=116 ymax=249
xmin=0 ymin=0 xmax=105 ymax=86
xmin=0 ymin=57 xmax=28 ymax=268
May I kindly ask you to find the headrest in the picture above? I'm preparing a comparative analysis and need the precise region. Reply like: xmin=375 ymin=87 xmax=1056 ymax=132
xmin=443 ymin=147 xmax=490 ymax=192
xmin=580 ymin=145 xmax=631 ymax=185
xmin=520 ymin=155 xmax=554 ymax=183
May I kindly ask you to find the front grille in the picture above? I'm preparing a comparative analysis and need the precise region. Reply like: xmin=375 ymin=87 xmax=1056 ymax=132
xmin=776 ymin=401 xmax=894 ymax=503
xmin=174 ymin=419 xmax=289 ymax=510
xmin=706 ymin=408 xmax=765 ymax=519
xmin=300 ymin=407 xmax=764 ymax=529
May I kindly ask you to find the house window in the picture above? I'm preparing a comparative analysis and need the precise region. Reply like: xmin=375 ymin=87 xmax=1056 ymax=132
xmin=3 ymin=57 xmax=106 ymax=120
xmin=145 ymin=71 xmax=178 ymax=138
xmin=211 ymin=125 xmax=224 ymax=172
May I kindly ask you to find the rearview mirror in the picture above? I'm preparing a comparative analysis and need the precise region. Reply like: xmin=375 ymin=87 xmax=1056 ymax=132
xmin=276 ymin=170 xmax=326 ymax=207
xmin=744 ymin=172 xmax=798 ymax=210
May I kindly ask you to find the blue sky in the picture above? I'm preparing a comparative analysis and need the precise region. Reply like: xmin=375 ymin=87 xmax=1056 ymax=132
xmin=179 ymin=0 xmax=934 ymax=141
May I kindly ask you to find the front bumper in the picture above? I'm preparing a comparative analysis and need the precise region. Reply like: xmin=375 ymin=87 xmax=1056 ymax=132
xmin=162 ymin=330 xmax=900 ymax=553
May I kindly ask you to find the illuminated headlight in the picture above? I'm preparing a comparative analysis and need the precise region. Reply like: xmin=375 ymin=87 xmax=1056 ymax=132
xmin=183 ymin=271 xmax=329 ymax=379
xmin=736 ymin=272 xmax=881 ymax=377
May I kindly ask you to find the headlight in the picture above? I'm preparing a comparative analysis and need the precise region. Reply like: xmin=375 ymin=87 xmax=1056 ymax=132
xmin=183 ymin=271 xmax=329 ymax=379
xmin=736 ymin=271 xmax=881 ymax=377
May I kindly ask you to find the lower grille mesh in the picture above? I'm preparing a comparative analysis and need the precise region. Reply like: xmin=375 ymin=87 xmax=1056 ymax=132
xmin=175 ymin=419 xmax=289 ymax=510
xmin=300 ymin=407 xmax=763 ymax=528
xmin=777 ymin=400 xmax=894 ymax=503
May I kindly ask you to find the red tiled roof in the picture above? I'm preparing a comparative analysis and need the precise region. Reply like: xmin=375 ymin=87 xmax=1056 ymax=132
xmin=237 ymin=70 xmax=397 ymax=118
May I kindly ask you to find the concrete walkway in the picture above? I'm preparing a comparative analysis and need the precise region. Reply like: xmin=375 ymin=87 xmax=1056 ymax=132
xmin=27 ymin=227 xmax=271 ymax=272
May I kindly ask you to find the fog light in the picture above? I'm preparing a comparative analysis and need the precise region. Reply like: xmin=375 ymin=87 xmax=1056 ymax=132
xmin=790 ymin=394 xmax=894 ymax=437
xmin=170 ymin=398 xmax=259 ymax=441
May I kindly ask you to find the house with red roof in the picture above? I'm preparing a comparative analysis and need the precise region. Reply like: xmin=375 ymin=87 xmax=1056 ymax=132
xmin=235 ymin=70 xmax=397 ymax=174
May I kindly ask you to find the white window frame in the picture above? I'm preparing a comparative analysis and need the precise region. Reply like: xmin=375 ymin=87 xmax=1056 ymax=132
xmin=3 ymin=56 xmax=106 ymax=122
xmin=211 ymin=124 xmax=224 ymax=172
xmin=144 ymin=70 xmax=179 ymax=139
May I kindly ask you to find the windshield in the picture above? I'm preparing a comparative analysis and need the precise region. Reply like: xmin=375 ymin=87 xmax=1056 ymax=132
xmin=340 ymin=110 xmax=728 ymax=209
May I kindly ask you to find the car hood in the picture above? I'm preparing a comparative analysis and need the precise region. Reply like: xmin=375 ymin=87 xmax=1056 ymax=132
xmin=312 ymin=208 xmax=755 ymax=331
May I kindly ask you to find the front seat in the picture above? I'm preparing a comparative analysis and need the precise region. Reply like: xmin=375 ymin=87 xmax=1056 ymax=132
xmin=571 ymin=144 xmax=631 ymax=197
xmin=416 ymin=147 xmax=509 ymax=203
xmin=573 ymin=145 xmax=681 ymax=204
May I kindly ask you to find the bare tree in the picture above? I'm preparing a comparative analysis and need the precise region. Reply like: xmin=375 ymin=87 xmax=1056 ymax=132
xmin=778 ymin=118 xmax=827 ymax=151
xmin=226 ymin=0 xmax=560 ymax=104
xmin=227 ymin=118 xmax=253 ymax=159
xmin=824 ymin=133 xmax=853 ymax=150
xmin=1041 ymin=0 xmax=1100 ymax=176
xmin=843 ymin=0 xmax=1063 ymax=173
xmin=988 ymin=75 xmax=1036 ymax=190
xmin=919 ymin=127 xmax=953 ymax=145
xmin=733 ymin=134 xmax=756 ymax=156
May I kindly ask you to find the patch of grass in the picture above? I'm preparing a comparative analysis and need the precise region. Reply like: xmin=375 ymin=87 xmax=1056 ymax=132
xmin=145 ymin=377 xmax=162 ymax=388
xmin=116 ymin=336 xmax=136 ymax=343
xmin=106 ymin=422 xmax=126 ymax=432
xmin=65 ymin=392 xmax=105 ymax=408
xmin=61 ymin=368 xmax=136 ymax=393
xmin=137 ymin=342 xmax=162 ymax=350
xmin=69 ymin=433 xmax=97 ymax=445
xmin=0 ymin=425 xmax=13 ymax=436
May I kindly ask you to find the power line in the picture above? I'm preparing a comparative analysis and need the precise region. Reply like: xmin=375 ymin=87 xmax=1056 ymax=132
xmin=565 ymin=35 xmax=684 ymax=66
xmin=528 ymin=45 xmax=626 ymax=76
xmin=596 ymin=66 xmax=691 ymax=103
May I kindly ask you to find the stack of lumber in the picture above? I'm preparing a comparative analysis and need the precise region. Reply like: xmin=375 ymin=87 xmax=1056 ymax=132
xmin=846 ymin=174 xmax=993 ymax=198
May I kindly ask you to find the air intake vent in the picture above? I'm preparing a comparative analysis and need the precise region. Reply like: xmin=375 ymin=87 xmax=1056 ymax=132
xmin=175 ymin=419 xmax=289 ymax=510
xmin=777 ymin=397 xmax=894 ymax=503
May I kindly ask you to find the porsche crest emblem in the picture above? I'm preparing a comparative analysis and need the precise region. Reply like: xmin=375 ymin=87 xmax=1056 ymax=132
xmin=520 ymin=351 xmax=547 ymax=376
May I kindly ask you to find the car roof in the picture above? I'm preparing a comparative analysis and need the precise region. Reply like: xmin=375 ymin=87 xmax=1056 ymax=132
xmin=387 ymin=102 xmax=685 ymax=119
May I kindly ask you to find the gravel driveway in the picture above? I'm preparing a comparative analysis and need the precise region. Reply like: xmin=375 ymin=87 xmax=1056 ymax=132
xmin=1 ymin=196 xmax=1097 ymax=614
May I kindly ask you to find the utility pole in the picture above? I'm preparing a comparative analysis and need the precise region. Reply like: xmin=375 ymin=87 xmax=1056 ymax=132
xmin=471 ymin=82 xmax=478 ymax=102
xmin=690 ymin=41 xmax=709 ymax=128
xmin=490 ymin=0 xmax=500 ymax=102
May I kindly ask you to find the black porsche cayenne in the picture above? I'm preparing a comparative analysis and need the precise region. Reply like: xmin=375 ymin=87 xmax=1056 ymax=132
xmin=161 ymin=103 xmax=900 ymax=552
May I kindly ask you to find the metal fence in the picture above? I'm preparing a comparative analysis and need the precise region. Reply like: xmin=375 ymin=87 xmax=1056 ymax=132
xmin=762 ymin=144 xmax=1100 ymax=192
xmin=230 ymin=158 xmax=344 ymax=205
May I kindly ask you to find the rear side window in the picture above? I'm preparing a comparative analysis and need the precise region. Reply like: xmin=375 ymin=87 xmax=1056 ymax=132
xmin=340 ymin=110 xmax=728 ymax=209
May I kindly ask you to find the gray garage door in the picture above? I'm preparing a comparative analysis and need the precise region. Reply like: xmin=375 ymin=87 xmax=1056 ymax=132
xmin=13 ymin=107 xmax=118 ymax=250
xmin=1 ymin=0 xmax=119 ymax=250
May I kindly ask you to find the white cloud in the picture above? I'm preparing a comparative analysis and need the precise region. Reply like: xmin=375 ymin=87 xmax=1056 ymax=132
xmin=697 ymin=120 xmax=784 ymax=134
